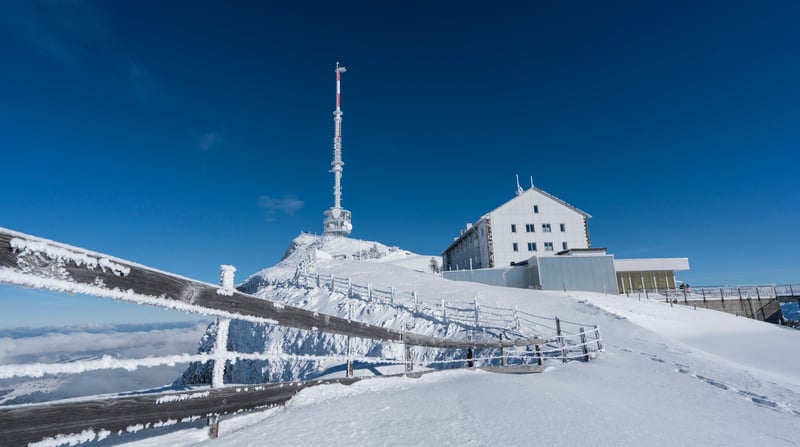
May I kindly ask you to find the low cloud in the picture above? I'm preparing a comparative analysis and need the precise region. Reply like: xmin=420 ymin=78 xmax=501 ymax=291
xmin=259 ymin=194 xmax=304 ymax=219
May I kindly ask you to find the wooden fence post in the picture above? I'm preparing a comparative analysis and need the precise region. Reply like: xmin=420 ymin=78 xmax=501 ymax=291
xmin=593 ymin=325 xmax=603 ymax=351
xmin=579 ymin=327 xmax=589 ymax=362
xmin=467 ymin=347 xmax=474 ymax=368
xmin=208 ymin=415 xmax=220 ymax=439
xmin=213 ymin=265 xmax=235 ymax=390
xmin=556 ymin=317 xmax=567 ymax=363
xmin=535 ymin=344 xmax=543 ymax=366
xmin=210 ymin=264 xmax=229 ymax=443
xmin=405 ymin=344 xmax=413 ymax=373
xmin=500 ymin=333 xmax=507 ymax=367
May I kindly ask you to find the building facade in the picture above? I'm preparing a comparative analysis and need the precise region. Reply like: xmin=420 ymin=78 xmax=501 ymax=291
xmin=442 ymin=186 xmax=591 ymax=271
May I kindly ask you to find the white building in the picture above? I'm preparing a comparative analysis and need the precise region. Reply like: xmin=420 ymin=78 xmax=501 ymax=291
xmin=442 ymin=185 xmax=591 ymax=271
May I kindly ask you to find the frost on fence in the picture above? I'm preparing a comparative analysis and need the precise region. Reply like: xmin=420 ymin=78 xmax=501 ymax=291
xmin=9 ymin=237 xmax=130 ymax=279
xmin=217 ymin=264 xmax=236 ymax=296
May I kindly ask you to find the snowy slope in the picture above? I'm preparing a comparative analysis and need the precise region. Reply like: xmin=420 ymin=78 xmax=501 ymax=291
xmin=139 ymin=234 xmax=800 ymax=446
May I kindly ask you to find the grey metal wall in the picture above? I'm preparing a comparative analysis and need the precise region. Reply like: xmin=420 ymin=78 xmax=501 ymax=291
xmin=532 ymin=255 xmax=618 ymax=293
xmin=442 ymin=266 xmax=531 ymax=288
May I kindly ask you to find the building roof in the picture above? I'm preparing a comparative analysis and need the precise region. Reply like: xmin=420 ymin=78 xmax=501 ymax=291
xmin=614 ymin=258 xmax=690 ymax=272
xmin=483 ymin=186 xmax=592 ymax=220
xmin=442 ymin=185 xmax=590 ymax=256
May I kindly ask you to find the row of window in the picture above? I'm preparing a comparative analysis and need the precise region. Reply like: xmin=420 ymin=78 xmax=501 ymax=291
xmin=512 ymin=242 xmax=568 ymax=252
xmin=511 ymin=223 xmax=566 ymax=233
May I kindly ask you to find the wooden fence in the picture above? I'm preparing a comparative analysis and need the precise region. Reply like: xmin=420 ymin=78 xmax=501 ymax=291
xmin=0 ymin=227 xmax=600 ymax=446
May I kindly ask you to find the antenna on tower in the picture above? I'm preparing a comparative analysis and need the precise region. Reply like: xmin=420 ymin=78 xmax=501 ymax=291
xmin=323 ymin=62 xmax=353 ymax=237
xmin=515 ymin=174 xmax=523 ymax=195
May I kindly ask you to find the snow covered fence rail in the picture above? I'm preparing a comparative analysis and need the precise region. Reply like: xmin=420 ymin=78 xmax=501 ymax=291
xmin=295 ymin=271 xmax=603 ymax=363
xmin=0 ymin=227 xmax=562 ymax=446
xmin=296 ymin=272 xmax=575 ymax=338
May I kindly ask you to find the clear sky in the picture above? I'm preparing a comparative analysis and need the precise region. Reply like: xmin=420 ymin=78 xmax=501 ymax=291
xmin=1 ymin=1 xmax=799 ymax=327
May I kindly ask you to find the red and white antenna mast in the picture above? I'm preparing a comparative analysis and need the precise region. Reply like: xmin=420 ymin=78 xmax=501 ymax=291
xmin=323 ymin=62 xmax=353 ymax=237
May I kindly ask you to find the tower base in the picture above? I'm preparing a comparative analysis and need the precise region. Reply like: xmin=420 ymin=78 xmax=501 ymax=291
xmin=323 ymin=207 xmax=352 ymax=237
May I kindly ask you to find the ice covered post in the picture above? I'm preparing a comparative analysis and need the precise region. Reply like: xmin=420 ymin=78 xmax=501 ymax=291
xmin=213 ymin=265 xmax=236 ymax=389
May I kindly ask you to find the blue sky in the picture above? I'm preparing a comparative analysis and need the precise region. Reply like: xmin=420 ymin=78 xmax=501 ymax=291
xmin=1 ymin=1 xmax=799 ymax=327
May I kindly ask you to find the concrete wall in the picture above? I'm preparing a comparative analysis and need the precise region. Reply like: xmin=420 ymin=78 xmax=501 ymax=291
xmin=682 ymin=297 xmax=784 ymax=324
xmin=531 ymin=255 xmax=618 ymax=294
xmin=443 ymin=266 xmax=531 ymax=289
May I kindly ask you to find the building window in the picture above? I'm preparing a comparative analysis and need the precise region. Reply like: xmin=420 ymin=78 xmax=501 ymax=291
xmin=562 ymin=242 xmax=568 ymax=250
xmin=533 ymin=205 xmax=539 ymax=214
xmin=511 ymin=224 xmax=516 ymax=233
xmin=527 ymin=242 xmax=537 ymax=251
xmin=513 ymin=242 xmax=518 ymax=252
xmin=560 ymin=223 xmax=566 ymax=232
xmin=525 ymin=223 xmax=535 ymax=233
xmin=542 ymin=224 xmax=552 ymax=232
xmin=544 ymin=242 xmax=554 ymax=251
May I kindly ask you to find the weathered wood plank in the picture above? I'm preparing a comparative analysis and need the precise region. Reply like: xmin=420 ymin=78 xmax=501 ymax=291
xmin=0 ymin=228 xmax=547 ymax=349
xmin=0 ymin=372 xmax=436 ymax=447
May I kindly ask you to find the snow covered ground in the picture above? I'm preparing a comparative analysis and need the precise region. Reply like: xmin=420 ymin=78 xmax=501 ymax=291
xmin=117 ymin=235 xmax=800 ymax=446
xmin=2 ymin=234 xmax=798 ymax=446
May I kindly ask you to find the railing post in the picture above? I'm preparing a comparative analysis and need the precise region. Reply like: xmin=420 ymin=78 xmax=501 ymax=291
xmin=368 ymin=283 xmax=373 ymax=302
xmin=720 ymin=288 xmax=724 ymax=304
xmin=593 ymin=325 xmax=603 ymax=351
xmin=331 ymin=275 xmax=335 ymax=292
xmin=500 ymin=333 xmax=507 ymax=367
xmin=316 ymin=272 xmax=320 ymax=288
xmin=579 ymin=327 xmax=589 ymax=362
xmin=405 ymin=344 xmax=413 ymax=372
xmin=473 ymin=299 xmax=480 ymax=327
xmin=556 ymin=317 xmax=567 ymax=363
xmin=513 ymin=306 xmax=521 ymax=331
xmin=413 ymin=291 xmax=418 ymax=313
xmin=391 ymin=287 xmax=395 ymax=306
xmin=702 ymin=288 xmax=706 ymax=304
xmin=208 ymin=415 xmax=220 ymax=439
xmin=442 ymin=299 xmax=447 ymax=323
xmin=467 ymin=347 xmax=474 ymax=368
xmin=209 ymin=260 xmax=230 ymax=443
xmin=348 ymin=277 xmax=353 ymax=298
xmin=213 ymin=265 xmax=235 ymax=390
xmin=535 ymin=344 xmax=543 ymax=366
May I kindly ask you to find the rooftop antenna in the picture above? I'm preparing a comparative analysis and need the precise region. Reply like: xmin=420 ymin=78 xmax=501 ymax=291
xmin=530 ymin=176 xmax=534 ymax=189
xmin=515 ymin=174 xmax=523 ymax=195
xmin=323 ymin=62 xmax=352 ymax=237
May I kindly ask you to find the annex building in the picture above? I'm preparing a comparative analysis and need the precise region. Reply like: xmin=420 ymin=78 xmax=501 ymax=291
xmin=442 ymin=183 xmax=689 ymax=293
